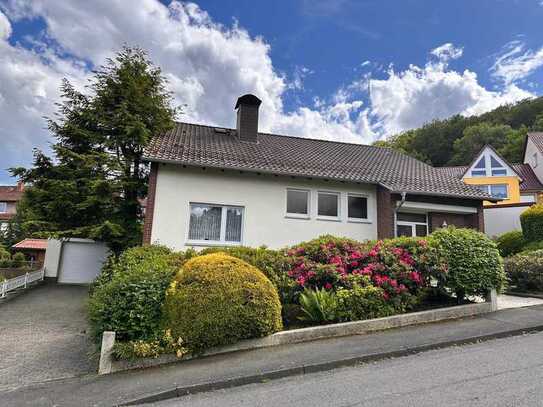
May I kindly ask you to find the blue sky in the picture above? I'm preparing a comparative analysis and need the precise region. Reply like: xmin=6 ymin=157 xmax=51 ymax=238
xmin=1 ymin=0 xmax=543 ymax=184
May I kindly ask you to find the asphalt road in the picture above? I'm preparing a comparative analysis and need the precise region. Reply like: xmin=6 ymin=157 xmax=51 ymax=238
xmin=147 ymin=332 xmax=543 ymax=407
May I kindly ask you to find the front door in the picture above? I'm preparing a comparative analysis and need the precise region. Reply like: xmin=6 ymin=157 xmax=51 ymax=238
xmin=396 ymin=212 xmax=428 ymax=237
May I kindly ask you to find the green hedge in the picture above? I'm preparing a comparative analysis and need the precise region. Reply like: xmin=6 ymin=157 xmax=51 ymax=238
xmin=521 ymin=204 xmax=543 ymax=242
xmin=88 ymin=245 xmax=185 ymax=342
xmin=162 ymin=253 xmax=283 ymax=354
xmin=429 ymin=227 xmax=506 ymax=298
xmin=495 ymin=230 xmax=526 ymax=257
xmin=505 ymin=250 xmax=543 ymax=292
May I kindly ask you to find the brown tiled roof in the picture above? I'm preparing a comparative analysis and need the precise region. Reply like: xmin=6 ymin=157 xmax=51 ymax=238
xmin=435 ymin=163 xmax=543 ymax=192
xmin=0 ymin=185 xmax=23 ymax=202
xmin=527 ymin=132 xmax=543 ymax=154
xmin=12 ymin=239 xmax=48 ymax=250
xmin=143 ymin=122 xmax=494 ymax=201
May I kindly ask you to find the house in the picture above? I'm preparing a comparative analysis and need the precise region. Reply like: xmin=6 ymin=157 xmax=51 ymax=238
xmin=524 ymin=132 xmax=543 ymax=190
xmin=437 ymin=140 xmax=543 ymax=237
xmin=141 ymin=94 xmax=494 ymax=251
xmin=0 ymin=182 xmax=24 ymax=232
xmin=12 ymin=238 xmax=48 ymax=265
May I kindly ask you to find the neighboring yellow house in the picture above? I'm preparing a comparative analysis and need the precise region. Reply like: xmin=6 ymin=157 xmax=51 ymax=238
xmin=438 ymin=145 xmax=543 ymax=207
xmin=437 ymin=143 xmax=543 ymax=237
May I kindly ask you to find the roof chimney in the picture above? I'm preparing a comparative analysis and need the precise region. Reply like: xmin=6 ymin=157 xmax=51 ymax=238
xmin=235 ymin=94 xmax=262 ymax=143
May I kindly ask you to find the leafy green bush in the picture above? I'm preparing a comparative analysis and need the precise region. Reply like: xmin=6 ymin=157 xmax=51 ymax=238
xmin=521 ymin=204 xmax=543 ymax=242
xmin=12 ymin=252 xmax=26 ymax=268
xmin=336 ymin=284 xmax=396 ymax=321
xmin=520 ymin=240 xmax=543 ymax=255
xmin=495 ymin=230 xmax=526 ymax=257
xmin=298 ymin=288 xmax=338 ymax=323
xmin=429 ymin=227 xmax=506 ymax=299
xmin=0 ymin=247 xmax=10 ymax=260
xmin=200 ymin=246 xmax=296 ymax=304
xmin=163 ymin=253 xmax=282 ymax=354
xmin=88 ymin=245 xmax=185 ymax=342
xmin=505 ymin=250 xmax=543 ymax=292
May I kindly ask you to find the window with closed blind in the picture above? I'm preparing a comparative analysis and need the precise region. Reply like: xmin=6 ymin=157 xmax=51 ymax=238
xmin=188 ymin=203 xmax=243 ymax=245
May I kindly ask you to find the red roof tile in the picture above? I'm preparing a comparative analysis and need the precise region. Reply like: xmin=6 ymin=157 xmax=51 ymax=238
xmin=12 ymin=239 xmax=48 ymax=250
xmin=0 ymin=184 xmax=24 ymax=202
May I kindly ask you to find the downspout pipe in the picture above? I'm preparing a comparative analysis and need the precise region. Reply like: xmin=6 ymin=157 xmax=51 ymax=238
xmin=395 ymin=192 xmax=407 ymax=213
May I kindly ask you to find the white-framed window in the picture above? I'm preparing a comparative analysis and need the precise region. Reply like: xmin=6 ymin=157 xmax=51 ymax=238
xmin=490 ymin=156 xmax=506 ymax=176
xmin=533 ymin=153 xmax=539 ymax=168
xmin=286 ymin=189 xmax=310 ymax=218
xmin=396 ymin=212 xmax=428 ymax=237
xmin=347 ymin=194 xmax=369 ymax=222
xmin=0 ymin=202 xmax=6 ymax=213
xmin=471 ymin=156 xmax=487 ymax=177
xmin=473 ymin=184 xmax=508 ymax=199
xmin=317 ymin=191 xmax=340 ymax=220
xmin=187 ymin=203 xmax=244 ymax=245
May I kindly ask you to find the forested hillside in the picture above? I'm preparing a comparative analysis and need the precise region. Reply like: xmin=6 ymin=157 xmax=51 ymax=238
xmin=374 ymin=97 xmax=543 ymax=166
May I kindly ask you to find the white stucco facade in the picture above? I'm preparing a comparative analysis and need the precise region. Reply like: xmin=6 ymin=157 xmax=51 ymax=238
xmin=483 ymin=205 xmax=529 ymax=237
xmin=524 ymin=137 xmax=543 ymax=182
xmin=150 ymin=164 xmax=378 ymax=250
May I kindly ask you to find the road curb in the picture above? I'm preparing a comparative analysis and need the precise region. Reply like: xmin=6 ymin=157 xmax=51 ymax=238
xmin=120 ymin=324 xmax=543 ymax=406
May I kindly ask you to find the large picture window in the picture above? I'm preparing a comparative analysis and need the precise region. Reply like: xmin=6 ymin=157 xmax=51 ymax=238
xmin=286 ymin=189 xmax=310 ymax=218
xmin=188 ymin=203 xmax=243 ymax=244
xmin=0 ymin=202 xmax=6 ymax=213
xmin=396 ymin=212 xmax=428 ymax=237
xmin=474 ymin=184 xmax=508 ymax=199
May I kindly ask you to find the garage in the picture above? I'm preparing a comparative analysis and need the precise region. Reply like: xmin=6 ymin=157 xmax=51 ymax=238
xmin=44 ymin=238 xmax=109 ymax=284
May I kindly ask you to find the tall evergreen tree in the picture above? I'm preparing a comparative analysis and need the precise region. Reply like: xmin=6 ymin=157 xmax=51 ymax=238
xmin=11 ymin=47 xmax=177 ymax=252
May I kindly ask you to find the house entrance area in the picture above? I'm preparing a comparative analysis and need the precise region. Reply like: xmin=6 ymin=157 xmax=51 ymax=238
xmin=396 ymin=212 xmax=428 ymax=237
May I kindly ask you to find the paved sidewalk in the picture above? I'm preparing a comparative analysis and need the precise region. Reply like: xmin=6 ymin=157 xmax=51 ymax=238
xmin=497 ymin=294 xmax=543 ymax=310
xmin=2 ymin=304 xmax=543 ymax=407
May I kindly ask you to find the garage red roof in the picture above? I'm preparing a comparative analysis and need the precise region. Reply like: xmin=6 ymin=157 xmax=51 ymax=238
xmin=12 ymin=239 xmax=48 ymax=250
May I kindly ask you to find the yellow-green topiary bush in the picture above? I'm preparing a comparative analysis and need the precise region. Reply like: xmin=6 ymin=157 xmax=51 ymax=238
xmin=521 ymin=204 xmax=543 ymax=242
xmin=162 ymin=253 xmax=283 ymax=354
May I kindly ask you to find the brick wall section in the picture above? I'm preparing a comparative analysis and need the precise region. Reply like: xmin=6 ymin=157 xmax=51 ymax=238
xmin=476 ymin=202 xmax=485 ymax=233
xmin=142 ymin=162 xmax=158 ymax=245
xmin=236 ymin=105 xmax=259 ymax=143
xmin=376 ymin=185 xmax=395 ymax=239
xmin=428 ymin=212 xmax=477 ymax=232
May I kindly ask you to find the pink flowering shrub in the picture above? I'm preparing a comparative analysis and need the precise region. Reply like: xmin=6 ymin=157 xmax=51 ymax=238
xmin=286 ymin=235 xmax=447 ymax=310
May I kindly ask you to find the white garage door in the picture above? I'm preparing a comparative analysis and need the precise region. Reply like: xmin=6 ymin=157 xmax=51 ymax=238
xmin=57 ymin=241 xmax=109 ymax=284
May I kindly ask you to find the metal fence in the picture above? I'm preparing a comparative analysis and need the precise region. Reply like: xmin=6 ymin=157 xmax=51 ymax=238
xmin=1 ymin=268 xmax=45 ymax=298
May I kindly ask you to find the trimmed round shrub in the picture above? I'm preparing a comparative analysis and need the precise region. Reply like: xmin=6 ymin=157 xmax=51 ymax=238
xmin=200 ymin=246 xmax=296 ymax=305
xmin=163 ymin=253 xmax=283 ymax=354
xmin=88 ymin=245 xmax=185 ymax=342
xmin=12 ymin=252 xmax=26 ymax=268
xmin=521 ymin=204 xmax=543 ymax=242
xmin=495 ymin=230 xmax=526 ymax=257
xmin=505 ymin=250 xmax=543 ymax=292
xmin=429 ymin=227 xmax=506 ymax=299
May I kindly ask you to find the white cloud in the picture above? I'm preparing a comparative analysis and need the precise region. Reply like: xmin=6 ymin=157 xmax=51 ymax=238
xmin=369 ymin=60 xmax=533 ymax=137
xmin=0 ymin=10 xmax=11 ymax=40
xmin=0 ymin=3 xmax=537 ymax=182
xmin=430 ymin=43 xmax=463 ymax=62
xmin=491 ymin=40 xmax=543 ymax=85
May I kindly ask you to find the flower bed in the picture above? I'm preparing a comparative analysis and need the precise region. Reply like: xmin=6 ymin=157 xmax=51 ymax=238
xmin=89 ymin=228 xmax=503 ymax=361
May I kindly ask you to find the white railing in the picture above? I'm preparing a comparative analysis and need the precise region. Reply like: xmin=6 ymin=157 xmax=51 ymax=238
xmin=1 ymin=269 xmax=45 ymax=298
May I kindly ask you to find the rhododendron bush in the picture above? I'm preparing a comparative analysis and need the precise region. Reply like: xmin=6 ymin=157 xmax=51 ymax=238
xmin=286 ymin=235 xmax=447 ymax=310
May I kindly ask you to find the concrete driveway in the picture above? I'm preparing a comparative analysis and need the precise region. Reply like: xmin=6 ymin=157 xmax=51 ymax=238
xmin=0 ymin=284 xmax=96 ymax=392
